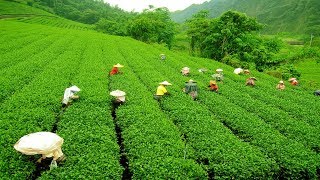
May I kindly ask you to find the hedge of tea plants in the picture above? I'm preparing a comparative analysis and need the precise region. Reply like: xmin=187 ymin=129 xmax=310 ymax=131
xmin=1 ymin=12 xmax=320 ymax=179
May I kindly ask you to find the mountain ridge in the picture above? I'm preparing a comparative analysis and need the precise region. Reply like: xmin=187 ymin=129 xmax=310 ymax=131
xmin=171 ymin=0 xmax=320 ymax=35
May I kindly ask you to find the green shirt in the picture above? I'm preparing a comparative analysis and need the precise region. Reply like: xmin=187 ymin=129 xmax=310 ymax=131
xmin=185 ymin=82 xmax=198 ymax=94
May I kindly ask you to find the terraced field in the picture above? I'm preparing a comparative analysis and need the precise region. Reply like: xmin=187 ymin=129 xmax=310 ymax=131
xmin=1 ymin=2 xmax=320 ymax=179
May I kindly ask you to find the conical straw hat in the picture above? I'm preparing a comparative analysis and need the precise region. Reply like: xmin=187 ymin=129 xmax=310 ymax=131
xmin=159 ymin=81 xmax=172 ymax=85
xmin=186 ymin=79 xmax=196 ymax=83
xmin=113 ymin=63 xmax=124 ymax=68
xmin=288 ymin=78 xmax=296 ymax=82
xmin=216 ymin=68 xmax=223 ymax=72
xmin=210 ymin=80 xmax=216 ymax=85
xmin=110 ymin=90 xmax=126 ymax=97
xmin=14 ymin=132 xmax=63 ymax=155
xmin=69 ymin=85 xmax=80 ymax=92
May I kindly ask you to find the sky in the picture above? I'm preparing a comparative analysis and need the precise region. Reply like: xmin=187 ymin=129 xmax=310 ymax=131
xmin=104 ymin=0 xmax=209 ymax=12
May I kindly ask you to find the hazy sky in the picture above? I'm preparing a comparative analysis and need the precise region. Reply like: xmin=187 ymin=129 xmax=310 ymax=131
xmin=104 ymin=0 xmax=209 ymax=12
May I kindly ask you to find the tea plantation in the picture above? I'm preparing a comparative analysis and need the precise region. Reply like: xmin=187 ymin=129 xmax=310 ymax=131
xmin=1 ymin=1 xmax=320 ymax=179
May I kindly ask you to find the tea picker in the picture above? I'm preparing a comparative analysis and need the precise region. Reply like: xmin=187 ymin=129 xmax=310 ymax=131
xmin=62 ymin=85 xmax=80 ymax=108
xmin=276 ymin=80 xmax=285 ymax=90
xmin=208 ymin=80 xmax=219 ymax=93
xmin=14 ymin=132 xmax=65 ymax=169
xmin=154 ymin=81 xmax=172 ymax=100
xmin=183 ymin=79 xmax=199 ymax=100
xmin=110 ymin=63 xmax=124 ymax=75
xmin=160 ymin=54 xmax=166 ymax=61
xmin=289 ymin=77 xmax=298 ymax=86
xmin=110 ymin=90 xmax=126 ymax=107
xmin=234 ymin=68 xmax=244 ymax=75
xmin=246 ymin=77 xmax=257 ymax=87
xmin=181 ymin=67 xmax=190 ymax=76
xmin=198 ymin=68 xmax=207 ymax=73
xmin=212 ymin=68 xmax=224 ymax=82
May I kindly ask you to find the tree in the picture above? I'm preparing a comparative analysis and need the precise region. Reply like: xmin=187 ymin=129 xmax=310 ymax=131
xmin=186 ymin=10 xmax=282 ymax=71
xmin=127 ymin=7 xmax=175 ymax=49
xmin=186 ymin=10 xmax=211 ymax=55
xmin=95 ymin=18 xmax=127 ymax=36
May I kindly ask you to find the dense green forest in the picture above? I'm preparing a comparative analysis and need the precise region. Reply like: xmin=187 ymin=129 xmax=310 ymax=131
xmin=171 ymin=0 xmax=320 ymax=36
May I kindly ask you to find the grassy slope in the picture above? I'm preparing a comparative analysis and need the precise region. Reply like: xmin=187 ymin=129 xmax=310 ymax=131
xmin=0 ymin=0 xmax=92 ymax=30
xmin=0 ymin=0 xmax=52 ymax=15
xmin=296 ymin=59 xmax=320 ymax=86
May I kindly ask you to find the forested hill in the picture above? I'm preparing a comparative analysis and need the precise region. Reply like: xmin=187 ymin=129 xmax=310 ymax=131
xmin=171 ymin=0 xmax=320 ymax=35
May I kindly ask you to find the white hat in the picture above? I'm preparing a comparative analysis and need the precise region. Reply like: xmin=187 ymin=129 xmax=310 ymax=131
xmin=110 ymin=90 xmax=126 ymax=97
xmin=69 ymin=85 xmax=80 ymax=92
xmin=117 ymin=96 xmax=125 ymax=102
xmin=14 ymin=132 xmax=63 ymax=156
xmin=288 ymin=78 xmax=296 ymax=82
xmin=182 ymin=67 xmax=190 ymax=70
xmin=113 ymin=63 xmax=124 ymax=68
xmin=159 ymin=81 xmax=172 ymax=85
xmin=216 ymin=68 xmax=223 ymax=72
xmin=186 ymin=79 xmax=196 ymax=83
xmin=279 ymin=80 xmax=284 ymax=84
xmin=234 ymin=68 xmax=243 ymax=74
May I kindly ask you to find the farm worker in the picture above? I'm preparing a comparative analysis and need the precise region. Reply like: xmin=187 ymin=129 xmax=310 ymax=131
xmin=208 ymin=80 xmax=219 ymax=93
xmin=276 ymin=80 xmax=285 ymax=90
xmin=160 ymin=53 xmax=166 ymax=60
xmin=246 ymin=77 xmax=257 ymax=87
xmin=198 ymin=68 xmax=207 ymax=73
xmin=62 ymin=85 xmax=80 ymax=108
xmin=234 ymin=68 xmax=244 ymax=75
xmin=183 ymin=79 xmax=199 ymax=100
xmin=212 ymin=68 xmax=224 ymax=82
xmin=244 ymin=69 xmax=250 ymax=75
xmin=289 ymin=77 xmax=298 ymax=86
xmin=110 ymin=90 xmax=126 ymax=108
xmin=181 ymin=67 xmax=190 ymax=76
xmin=314 ymin=90 xmax=320 ymax=96
xmin=109 ymin=63 xmax=124 ymax=75
xmin=154 ymin=81 xmax=172 ymax=100
xmin=14 ymin=132 xmax=65 ymax=169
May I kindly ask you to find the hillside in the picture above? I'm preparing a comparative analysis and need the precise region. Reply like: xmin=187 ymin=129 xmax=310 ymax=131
xmin=171 ymin=0 xmax=320 ymax=35
xmin=1 ymin=1 xmax=320 ymax=179
xmin=0 ymin=0 xmax=92 ymax=30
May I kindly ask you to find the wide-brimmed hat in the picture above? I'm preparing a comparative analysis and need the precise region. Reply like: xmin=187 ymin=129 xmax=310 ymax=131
xmin=288 ymin=77 xmax=296 ymax=82
xmin=186 ymin=79 xmax=196 ymax=83
xmin=69 ymin=85 xmax=80 ymax=92
xmin=198 ymin=68 xmax=207 ymax=72
xmin=279 ymin=80 xmax=284 ymax=84
xmin=244 ymin=69 xmax=250 ymax=72
xmin=182 ymin=67 xmax=190 ymax=71
xmin=210 ymin=80 xmax=217 ymax=85
xmin=118 ymin=96 xmax=125 ymax=102
xmin=159 ymin=81 xmax=172 ymax=85
xmin=113 ymin=63 xmax=124 ymax=68
xmin=110 ymin=90 xmax=126 ymax=97
xmin=250 ymin=77 xmax=257 ymax=80
xmin=14 ymin=132 xmax=63 ymax=155
xmin=234 ymin=68 xmax=243 ymax=74
xmin=216 ymin=68 xmax=223 ymax=72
